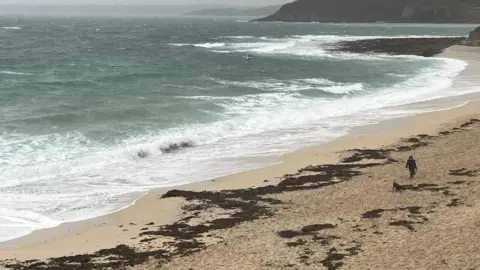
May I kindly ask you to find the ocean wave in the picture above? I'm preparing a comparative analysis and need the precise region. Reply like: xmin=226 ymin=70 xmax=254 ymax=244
xmin=222 ymin=34 xmax=455 ymax=43
xmin=130 ymin=58 xmax=466 ymax=155
xmin=323 ymin=83 xmax=364 ymax=94
xmin=137 ymin=141 xmax=195 ymax=157
xmin=211 ymin=50 xmax=231 ymax=53
xmin=171 ymin=38 xmax=359 ymax=60
xmin=0 ymin=207 xmax=60 ymax=242
xmin=211 ymin=78 xmax=315 ymax=92
xmin=160 ymin=141 xmax=195 ymax=154
xmin=169 ymin=42 xmax=225 ymax=48
xmin=178 ymin=34 xmax=462 ymax=61
xmin=206 ymin=77 xmax=363 ymax=94
xmin=0 ymin=70 xmax=31 ymax=76
xmin=15 ymin=54 xmax=455 ymax=178
xmin=169 ymin=43 xmax=191 ymax=47
xmin=387 ymin=73 xmax=408 ymax=78
xmin=220 ymin=35 xmax=256 ymax=39
xmin=0 ymin=54 xmax=466 ymax=186
xmin=0 ymin=56 xmax=467 ymax=243
xmin=193 ymin=42 xmax=226 ymax=48
xmin=367 ymin=58 xmax=465 ymax=106
xmin=290 ymin=34 xmax=458 ymax=41
xmin=3 ymin=26 xmax=21 ymax=30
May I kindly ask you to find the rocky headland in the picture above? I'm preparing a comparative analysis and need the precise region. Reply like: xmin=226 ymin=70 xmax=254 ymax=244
xmin=256 ymin=0 xmax=480 ymax=23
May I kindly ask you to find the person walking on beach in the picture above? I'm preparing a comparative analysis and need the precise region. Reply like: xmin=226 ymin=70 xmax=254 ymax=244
xmin=406 ymin=156 xmax=417 ymax=179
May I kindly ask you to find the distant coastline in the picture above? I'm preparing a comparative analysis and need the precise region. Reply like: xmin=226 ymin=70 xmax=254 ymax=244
xmin=255 ymin=0 xmax=480 ymax=23
xmin=184 ymin=5 xmax=281 ymax=17
xmin=0 ymin=4 xmax=273 ymax=17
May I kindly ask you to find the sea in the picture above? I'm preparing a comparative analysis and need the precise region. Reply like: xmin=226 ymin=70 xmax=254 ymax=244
xmin=0 ymin=16 xmax=477 ymax=242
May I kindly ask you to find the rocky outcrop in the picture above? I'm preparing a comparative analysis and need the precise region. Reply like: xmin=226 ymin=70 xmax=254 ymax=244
xmin=462 ymin=26 xmax=480 ymax=45
xmin=469 ymin=26 xmax=480 ymax=39
xmin=331 ymin=37 xmax=465 ymax=57
xmin=256 ymin=0 xmax=480 ymax=23
xmin=469 ymin=30 xmax=480 ymax=40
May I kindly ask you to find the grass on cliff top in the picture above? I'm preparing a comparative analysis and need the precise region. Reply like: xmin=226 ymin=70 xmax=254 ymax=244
xmin=474 ymin=26 xmax=480 ymax=32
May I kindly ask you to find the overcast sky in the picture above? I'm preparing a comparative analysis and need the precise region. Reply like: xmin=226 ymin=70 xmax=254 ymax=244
xmin=0 ymin=0 xmax=290 ymax=5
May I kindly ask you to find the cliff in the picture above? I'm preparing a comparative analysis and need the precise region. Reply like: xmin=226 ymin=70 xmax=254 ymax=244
xmin=463 ymin=25 xmax=480 ymax=45
xmin=256 ymin=0 xmax=480 ymax=23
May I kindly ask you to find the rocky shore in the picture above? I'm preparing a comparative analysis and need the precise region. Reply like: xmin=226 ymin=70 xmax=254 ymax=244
xmin=331 ymin=37 xmax=466 ymax=57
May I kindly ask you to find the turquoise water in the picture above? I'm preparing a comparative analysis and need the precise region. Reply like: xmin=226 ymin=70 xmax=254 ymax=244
xmin=0 ymin=17 xmax=475 ymax=241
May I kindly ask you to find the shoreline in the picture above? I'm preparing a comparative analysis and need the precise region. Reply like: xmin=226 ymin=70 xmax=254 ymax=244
xmin=0 ymin=37 xmax=471 ymax=247
xmin=0 ymin=44 xmax=475 ymax=248
xmin=1 ymin=44 xmax=479 ymax=267
xmin=1 ymin=96 xmax=477 ymax=251
xmin=2 ymin=94 xmax=479 ymax=269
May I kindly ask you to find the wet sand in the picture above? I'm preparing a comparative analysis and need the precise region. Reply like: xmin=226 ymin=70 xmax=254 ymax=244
xmin=0 ymin=45 xmax=479 ymax=269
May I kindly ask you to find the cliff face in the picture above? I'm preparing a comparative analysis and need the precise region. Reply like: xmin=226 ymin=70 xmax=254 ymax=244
xmin=256 ymin=0 xmax=480 ymax=23
xmin=467 ymin=26 xmax=480 ymax=44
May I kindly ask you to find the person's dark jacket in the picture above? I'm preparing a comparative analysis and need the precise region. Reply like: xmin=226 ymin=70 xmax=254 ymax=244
xmin=406 ymin=159 xmax=417 ymax=170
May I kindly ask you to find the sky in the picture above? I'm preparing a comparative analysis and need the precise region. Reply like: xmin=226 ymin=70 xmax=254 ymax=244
xmin=0 ymin=0 xmax=290 ymax=5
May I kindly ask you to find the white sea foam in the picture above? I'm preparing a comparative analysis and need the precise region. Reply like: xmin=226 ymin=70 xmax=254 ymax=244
xmin=169 ymin=43 xmax=190 ymax=47
xmin=211 ymin=50 xmax=231 ymax=53
xmin=0 ymin=70 xmax=31 ymax=75
xmin=195 ymin=42 xmax=226 ymax=48
xmin=387 ymin=73 xmax=409 ymax=78
xmin=221 ymin=35 xmax=255 ymax=39
xmin=170 ymin=42 xmax=226 ymax=48
xmin=204 ymin=77 xmax=363 ymax=94
xmin=323 ymin=83 xmax=364 ymax=94
xmin=0 ymin=208 xmax=61 ymax=242
xmin=180 ymin=34 xmax=463 ymax=61
xmin=290 ymin=34 xmax=458 ymax=41
xmin=3 ymin=26 xmax=21 ymax=30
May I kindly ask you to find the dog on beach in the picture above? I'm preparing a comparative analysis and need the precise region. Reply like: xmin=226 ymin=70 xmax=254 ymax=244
xmin=392 ymin=181 xmax=405 ymax=192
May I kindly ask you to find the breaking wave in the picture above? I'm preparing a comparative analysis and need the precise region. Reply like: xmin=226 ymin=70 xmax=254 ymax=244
xmin=205 ymin=77 xmax=364 ymax=94
xmin=0 ymin=70 xmax=31 ymax=75
xmin=3 ymin=26 xmax=21 ymax=30
xmin=173 ymin=34 xmax=462 ymax=60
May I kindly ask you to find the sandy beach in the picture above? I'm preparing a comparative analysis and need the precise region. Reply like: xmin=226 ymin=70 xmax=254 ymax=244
xmin=1 ymin=44 xmax=479 ymax=269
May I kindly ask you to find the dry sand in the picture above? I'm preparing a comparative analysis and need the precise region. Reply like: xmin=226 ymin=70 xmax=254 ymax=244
xmin=158 ymin=113 xmax=480 ymax=270
xmin=0 ymin=45 xmax=479 ymax=269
